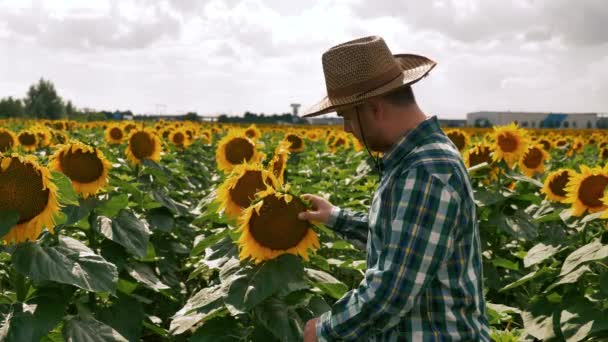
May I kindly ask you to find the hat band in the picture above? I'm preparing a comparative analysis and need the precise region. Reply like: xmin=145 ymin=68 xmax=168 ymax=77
xmin=327 ymin=64 xmax=402 ymax=98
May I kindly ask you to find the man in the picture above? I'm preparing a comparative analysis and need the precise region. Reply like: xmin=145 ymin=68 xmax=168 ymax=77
xmin=298 ymin=36 xmax=490 ymax=341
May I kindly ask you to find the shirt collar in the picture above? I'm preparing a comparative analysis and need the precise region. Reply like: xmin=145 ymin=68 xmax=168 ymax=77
xmin=382 ymin=115 xmax=441 ymax=172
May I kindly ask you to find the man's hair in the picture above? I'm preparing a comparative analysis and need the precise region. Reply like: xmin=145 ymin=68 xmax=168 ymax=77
xmin=381 ymin=85 xmax=416 ymax=107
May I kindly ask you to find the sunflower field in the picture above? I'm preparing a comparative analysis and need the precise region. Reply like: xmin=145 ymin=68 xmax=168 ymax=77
xmin=0 ymin=118 xmax=607 ymax=341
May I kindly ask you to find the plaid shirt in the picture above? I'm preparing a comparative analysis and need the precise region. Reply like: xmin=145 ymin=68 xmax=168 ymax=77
xmin=316 ymin=116 xmax=490 ymax=341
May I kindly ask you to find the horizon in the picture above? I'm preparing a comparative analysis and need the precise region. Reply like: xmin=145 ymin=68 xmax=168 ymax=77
xmin=1 ymin=0 xmax=607 ymax=119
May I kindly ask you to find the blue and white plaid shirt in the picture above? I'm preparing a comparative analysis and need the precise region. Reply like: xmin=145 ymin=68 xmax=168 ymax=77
xmin=316 ymin=116 xmax=490 ymax=341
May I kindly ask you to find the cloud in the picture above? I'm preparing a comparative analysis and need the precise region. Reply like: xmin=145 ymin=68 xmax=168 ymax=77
xmin=351 ymin=0 xmax=608 ymax=47
xmin=0 ymin=1 xmax=181 ymax=51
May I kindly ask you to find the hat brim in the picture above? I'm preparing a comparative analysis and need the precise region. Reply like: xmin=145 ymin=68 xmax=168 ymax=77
xmin=302 ymin=54 xmax=436 ymax=118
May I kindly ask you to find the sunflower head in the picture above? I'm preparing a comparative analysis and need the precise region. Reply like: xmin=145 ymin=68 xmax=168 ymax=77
xmin=446 ymin=129 xmax=469 ymax=152
xmin=542 ymin=169 xmax=574 ymax=203
xmin=17 ymin=130 xmax=38 ymax=152
xmin=244 ymin=124 xmax=261 ymax=140
xmin=169 ymin=128 xmax=192 ymax=149
xmin=518 ymin=144 xmax=549 ymax=177
xmin=125 ymin=129 xmax=162 ymax=165
xmin=200 ymin=130 xmax=213 ymax=145
xmin=0 ymin=154 xmax=60 ymax=243
xmin=464 ymin=143 xmax=493 ymax=168
xmin=329 ymin=134 xmax=350 ymax=153
xmin=0 ymin=128 xmax=18 ymax=153
xmin=105 ymin=124 xmax=125 ymax=145
xmin=33 ymin=127 xmax=52 ymax=148
xmin=216 ymin=163 xmax=279 ymax=219
xmin=49 ymin=141 xmax=112 ymax=198
xmin=491 ymin=123 xmax=529 ymax=168
xmin=216 ymin=130 xmax=262 ymax=172
xmin=237 ymin=187 xmax=320 ymax=264
xmin=564 ymin=165 xmax=608 ymax=216
xmin=538 ymin=138 xmax=553 ymax=152
xmin=600 ymin=147 xmax=608 ymax=161
xmin=268 ymin=141 xmax=290 ymax=184
xmin=284 ymin=133 xmax=305 ymax=153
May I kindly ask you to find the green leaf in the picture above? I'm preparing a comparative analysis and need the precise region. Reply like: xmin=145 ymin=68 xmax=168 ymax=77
xmin=189 ymin=316 xmax=252 ymax=342
xmin=225 ymin=254 xmax=305 ymax=312
xmin=51 ymin=171 xmax=79 ymax=206
xmin=170 ymin=284 xmax=226 ymax=335
xmin=0 ymin=211 xmax=19 ymax=238
xmin=151 ymin=190 xmax=189 ymax=215
xmin=545 ymin=265 xmax=591 ymax=292
xmin=504 ymin=172 xmax=544 ymax=188
xmin=62 ymin=315 xmax=128 ymax=342
xmin=499 ymin=268 xmax=552 ymax=292
xmin=254 ymin=296 xmax=303 ymax=342
xmin=62 ymin=198 xmax=100 ymax=226
xmin=474 ymin=189 xmax=506 ymax=207
xmin=97 ymin=194 xmax=129 ymax=218
xmin=560 ymin=300 xmax=608 ymax=342
xmin=12 ymin=236 xmax=118 ymax=293
xmin=0 ymin=286 xmax=73 ymax=342
xmin=492 ymin=257 xmax=520 ymax=271
xmin=524 ymin=243 xmax=562 ymax=268
xmin=190 ymin=229 xmax=230 ymax=257
xmin=96 ymin=293 xmax=144 ymax=342
xmin=93 ymin=210 xmax=151 ymax=258
xmin=560 ymin=239 xmax=608 ymax=277
xmin=305 ymin=268 xmax=348 ymax=299
xmin=146 ymin=207 xmax=174 ymax=233
xmin=124 ymin=262 xmax=170 ymax=292
xmin=521 ymin=298 xmax=560 ymax=341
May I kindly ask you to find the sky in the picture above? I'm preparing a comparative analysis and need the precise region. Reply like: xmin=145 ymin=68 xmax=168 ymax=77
xmin=1 ymin=0 xmax=607 ymax=119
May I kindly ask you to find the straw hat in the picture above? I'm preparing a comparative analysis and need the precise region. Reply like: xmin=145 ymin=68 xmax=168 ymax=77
xmin=302 ymin=36 xmax=436 ymax=117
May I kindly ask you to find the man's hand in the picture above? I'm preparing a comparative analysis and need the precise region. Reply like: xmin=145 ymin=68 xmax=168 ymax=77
xmin=304 ymin=317 xmax=319 ymax=342
xmin=298 ymin=194 xmax=336 ymax=225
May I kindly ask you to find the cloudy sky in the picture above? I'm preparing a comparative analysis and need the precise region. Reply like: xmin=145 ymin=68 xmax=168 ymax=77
xmin=1 ymin=0 xmax=607 ymax=118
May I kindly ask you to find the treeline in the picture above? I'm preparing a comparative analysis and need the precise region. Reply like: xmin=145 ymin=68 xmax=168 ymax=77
xmin=0 ymin=78 xmax=137 ymax=122
xmin=217 ymin=111 xmax=305 ymax=124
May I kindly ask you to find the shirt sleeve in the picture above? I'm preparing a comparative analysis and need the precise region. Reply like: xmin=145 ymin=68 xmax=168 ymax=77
xmin=316 ymin=167 xmax=458 ymax=341
xmin=327 ymin=206 xmax=368 ymax=250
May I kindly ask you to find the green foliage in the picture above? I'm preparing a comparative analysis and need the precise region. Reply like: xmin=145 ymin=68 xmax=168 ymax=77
xmin=24 ymin=78 xmax=66 ymax=119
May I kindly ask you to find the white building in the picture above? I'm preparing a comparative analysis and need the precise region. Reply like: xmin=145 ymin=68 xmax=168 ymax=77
xmin=467 ymin=111 xmax=599 ymax=129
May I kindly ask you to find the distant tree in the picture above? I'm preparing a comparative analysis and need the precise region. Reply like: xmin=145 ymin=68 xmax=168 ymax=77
xmin=182 ymin=112 xmax=199 ymax=121
xmin=0 ymin=97 xmax=25 ymax=118
xmin=65 ymin=100 xmax=76 ymax=117
xmin=24 ymin=78 xmax=65 ymax=119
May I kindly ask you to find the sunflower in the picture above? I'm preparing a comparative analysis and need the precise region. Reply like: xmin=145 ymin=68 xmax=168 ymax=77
xmin=306 ymin=130 xmax=320 ymax=142
xmin=518 ymin=145 xmax=549 ymax=177
xmin=566 ymin=138 xmax=585 ymax=158
xmin=105 ymin=124 xmax=125 ymax=145
xmin=541 ymin=169 xmax=574 ymax=203
xmin=446 ymin=129 xmax=469 ymax=152
xmin=125 ymin=129 xmax=162 ymax=165
xmin=236 ymin=188 xmax=320 ymax=263
xmin=17 ymin=130 xmax=38 ymax=152
xmin=51 ymin=130 xmax=69 ymax=145
xmin=329 ymin=135 xmax=350 ymax=153
xmin=200 ymin=130 xmax=213 ymax=145
xmin=599 ymin=147 xmax=608 ymax=161
xmin=464 ymin=143 xmax=493 ymax=168
xmin=34 ymin=127 xmax=52 ymax=148
xmin=537 ymin=138 xmax=553 ymax=152
xmin=268 ymin=141 xmax=290 ymax=184
xmin=169 ymin=128 xmax=192 ymax=149
xmin=564 ymin=165 xmax=608 ymax=216
xmin=244 ymin=124 xmax=261 ymax=141
xmin=491 ymin=123 xmax=529 ymax=167
xmin=49 ymin=142 xmax=112 ymax=198
xmin=0 ymin=128 xmax=18 ymax=153
xmin=216 ymin=130 xmax=262 ymax=172
xmin=0 ymin=154 xmax=60 ymax=243
xmin=284 ymin=133 xmax=305 ymax=153
xmin=216 ymin=163 xmax=279 ymax=219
